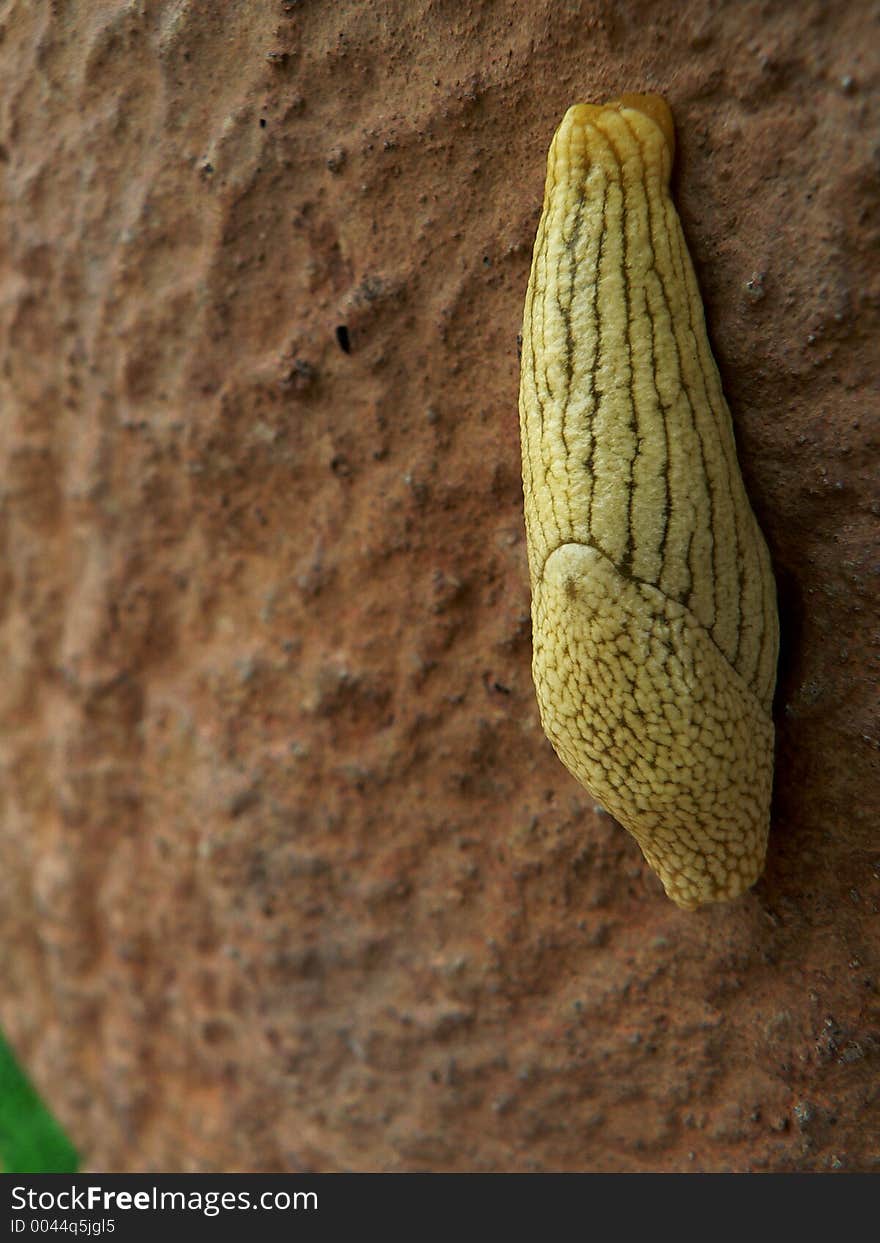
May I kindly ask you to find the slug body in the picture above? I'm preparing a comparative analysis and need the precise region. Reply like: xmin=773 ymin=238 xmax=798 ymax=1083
xmin=519 ymin=95 xmax=778 ymax=909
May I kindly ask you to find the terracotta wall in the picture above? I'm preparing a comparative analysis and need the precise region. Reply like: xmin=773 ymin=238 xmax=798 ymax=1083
xmin=0 ymin=0 xmax=877 ymax=1171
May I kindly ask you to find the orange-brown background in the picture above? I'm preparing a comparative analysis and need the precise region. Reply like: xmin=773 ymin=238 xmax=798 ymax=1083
xmin=0 ymin=0 xmax=877 ymax=1171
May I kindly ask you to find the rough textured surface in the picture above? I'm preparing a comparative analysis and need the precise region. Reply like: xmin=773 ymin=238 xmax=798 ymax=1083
xmin=0 ymin=0 xmax=877 ymax=1172
xmin=521 ymin=97 xmax=778 ymax=908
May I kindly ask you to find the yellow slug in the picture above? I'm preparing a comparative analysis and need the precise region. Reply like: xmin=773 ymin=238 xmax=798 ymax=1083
xmin=519 ymin=94 xmax=779 ymax=909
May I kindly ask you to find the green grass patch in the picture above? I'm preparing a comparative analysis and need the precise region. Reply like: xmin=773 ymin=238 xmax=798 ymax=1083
xmin=0 ymin=1032 xmax=79 ymax=1172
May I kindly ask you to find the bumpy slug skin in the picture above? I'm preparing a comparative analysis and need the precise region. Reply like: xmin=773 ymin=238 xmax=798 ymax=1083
xmin=519 ymin=95 xmax=779 ymax=909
